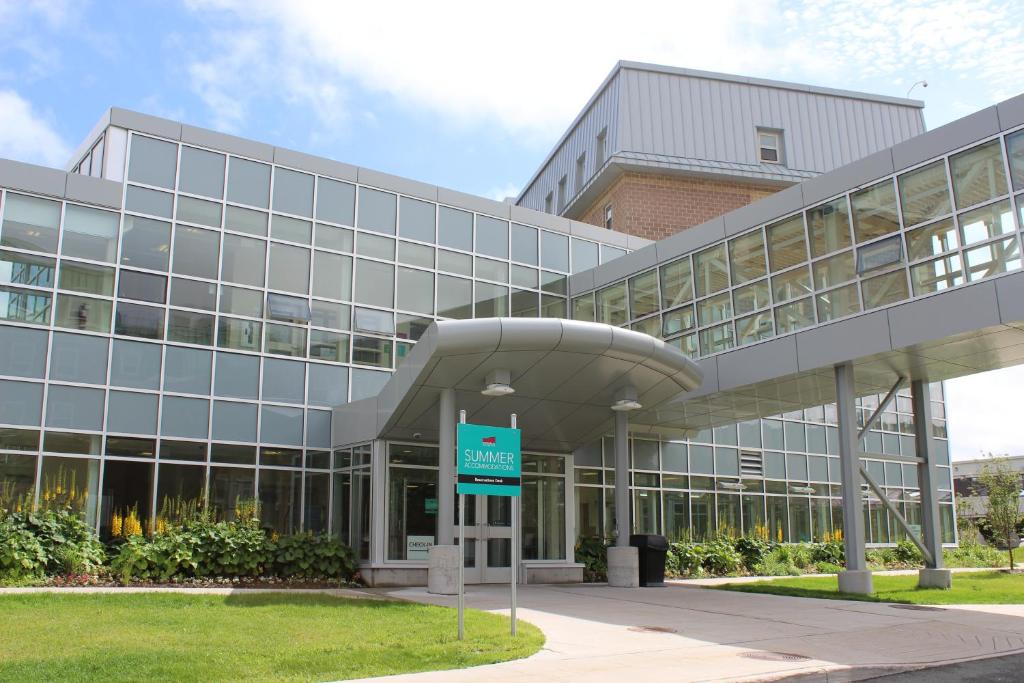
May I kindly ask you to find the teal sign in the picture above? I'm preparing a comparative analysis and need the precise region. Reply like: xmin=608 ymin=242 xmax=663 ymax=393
xmin=457 ymin=423 xmax=521 ymax=497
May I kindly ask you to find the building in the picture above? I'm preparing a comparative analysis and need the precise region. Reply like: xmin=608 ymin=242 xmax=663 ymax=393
xmin=6 ymin=62 xmax=1023 ymax=587
xmin=953 ymin=455 xmax=1024 ymax=519
xmin=516 ymin=62 xmax=925 ymax=241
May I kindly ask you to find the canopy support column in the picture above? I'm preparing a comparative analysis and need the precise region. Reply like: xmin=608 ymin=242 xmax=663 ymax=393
xmin=607 ymin=408 xmax=639 ymax=586
xmin=835 ymin=362 xmax=872 ymax=594
xmin=912 ymin=380 xmax=952 ymax=588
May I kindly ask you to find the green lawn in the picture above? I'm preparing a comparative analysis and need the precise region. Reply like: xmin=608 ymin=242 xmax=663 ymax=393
xmin=713 ymin=571 xmax=1024 ymax=605
xmin=0 ymin=592 xmax=543 ymax=682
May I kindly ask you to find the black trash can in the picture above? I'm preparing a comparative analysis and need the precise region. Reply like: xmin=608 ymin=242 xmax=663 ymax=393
xmin=630 ymin=534 xmax=668 ymax=587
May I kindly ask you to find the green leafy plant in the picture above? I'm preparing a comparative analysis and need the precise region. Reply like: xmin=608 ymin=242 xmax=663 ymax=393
xmin=574 ymin=537 xmax=608 ymax=582
xmin=734 ymin=536 xmax=774 ymax=569
xmin=2 ymin=508 xmax=105 ymax=575
xmin=810 ymin=540 xmax=844 ymax=565
xmin=273 ymin=533 xmax=357 ymax=579
xmin=0 ymin=521 xmax=48 ymax=579
xmin=893 ymin=540 xmax=922 ymax=564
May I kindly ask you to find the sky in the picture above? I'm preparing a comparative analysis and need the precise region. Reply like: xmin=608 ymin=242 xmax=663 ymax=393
xmin=0 ymin=0 xmax=1023 ymax=460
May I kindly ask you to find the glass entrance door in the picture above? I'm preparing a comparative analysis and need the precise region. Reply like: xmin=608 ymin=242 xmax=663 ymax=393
xmin=456 ymin=492 xmax=515 ymax=584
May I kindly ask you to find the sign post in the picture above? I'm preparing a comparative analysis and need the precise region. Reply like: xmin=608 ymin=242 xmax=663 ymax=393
xmin=456 ymin=416 xmax=522 ymax=639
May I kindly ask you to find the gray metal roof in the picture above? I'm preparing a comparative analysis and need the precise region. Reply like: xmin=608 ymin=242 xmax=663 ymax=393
xmin=517 ymin=61 xmax=926 ymax=217
xmin=332 ymin=318 xmax=702 ymax=451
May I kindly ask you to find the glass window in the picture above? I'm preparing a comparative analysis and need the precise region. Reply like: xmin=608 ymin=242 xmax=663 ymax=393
xmin=50 ymin=332 xmax=107 ymax=384
xmin=1 ymin=249 xmax=54 ymax=288
xmin=540 ymin=271 xmax=565 ymax=295
xmin=110 ymin=340 xmax=160 ymax=390
xmin=121 ymin=216 xmax=171 ymax=271
xmin=736 ymin=311 xmax=773 ymax=345
xmin=540 ymin=231 xmax=569 ymax=272
xmin=851 ymin=180 xmax=900 ymax=243
xmin=396 ymin=313 xmax=430 ymax=341
xmin=437 ymin=275 xmax=472 ymax=319
xmin=572 ymin=294 xmax=595 ymax=321
xmin=217 ymin=317 xmax=261 ymax=352
xmin=219 ymin=285 xmax=263 ymax=317
xmin=62 ymin=204 xmax=119 ymax=262
xmin=476 ymin=257 xmax=508 ymax=282
xmin=118 ymin=270 xmax=166 ymax=303
xmin=260 ymin=405 xmax=304 ymax=446
xmin=59 ymin=262 xmax=114 ymax=296
xmin=0 ymin=379 xmax=43 ymax=426
xmin=128 ymin=135 xmax=176 ymax=189
xmin=964 ymin=236 xmax=1021 ymax=281
xmin=208 ymin=465 xmax=255 ymax=513
xmin=353 ymin=307 xmax=394 ymax=335
xmin=45 ymin=385 xmax=104 ymax=430
xmin=911 ymin=254 xmax=964 ymax=295
xmin=861 ymin=270 xmax=910 ymax=309
xmin=396 ymin=267 xmax=434 ymax=314
xmin=1 ymin=193 xmax=60 ymax=253
xmin=125 ymin=185 xmax=173 ymax=218
xmin=164 ymin=347 xmax=211 ymax=394
xmin=357 ymin=187 xmax=396 ymax=234
xmin=115 ymin=302 xmax=164 ymax=339
xmin=698 ymin=322 xmax=733 ymax=354
xmin=178 ymin=146 xmax=225 ymax=199
xmin=811 ymin=251 xmax=855 ymax=290
xmin=475 ymin=216 xmax=508 ymax=259
xmin=438 ymin=207 xmax=472 ymax=250
xmin=510 ymin=288 xmax=537 ymax=317
xmin=898 ymin=160 xmax=951 ymax=227
xmin=437 ymin=249 xmax=472 ymax=276
xmin=807 ymin=197 xmax=851 ymax=258
xmin=474 ymin=282 xmax=508 ymax=317
xmin=521 ymin=476 xmax=565 ymax=560
xmin=729 ymin=231 xmax=767 ymax=283
xmin=308 ymin=364 xmax=349 ymax=406
xmin=540 ymin=294 xmax=565 ymax=318
xmin=905 ymin=218 xmax=957 ymax=261
xmin=265 ymin=323 xmax=307 ymax=357
xmin=771 ymin=266 xmax=811 ymax=303
xmin=312 ymin=251 xmax=352 ymax=301
xmin=766 ymin=215 xmax=806 ymax=272
xmin=397 ymin=241 xmax=433 ymax=269
xmin=354 ymin=259 xmax=394 ymax=308
xmin=357 ymin=233 xmax=395 ymax=261
xmin=167 ymin=309 xmax=214 ymax=345
xmin=628 ymin=270 xmax=659 ymax=318
xmin=351 ymin=368 xmax=389 ymax=400
xmin=352 ymin=335 xmax=393 ymax=367
xmin=258 ymin=468 xmax=301 ymax=533
xmin=1006 ymin=130 xmax=1024 ymax=190
xmin=774 ymin=297 xmax=815 ymax=334
xmin=693 ymin=244 xmax=729 ymax=296
xmin=155 ymin=463 xmax=205 ymax=515
xmin=107 ymin=391 xmax=158 ymax=435
xmin=226 ymin=157 xmax=270 ymax=208
xmin=511 ymin=224 xmax=538 ymax=265
xmin=571 ymin=239 xmax=598 ymax=273
xmin=224 ymin=205 xmax=267 ymax=236
xmin=170 ymin=278 xmax=216 ymax=311
xmin=271 ymin=214 xmax=312 ymax=244
xmin=310 ymin=300 xmax=349 ymax=330
xmin=0 ymin=285 xmax=50 ymax=324
xmin=595 ymin=282 xmax=627 ymax=326
xmin=958 ymin=200 xmax=1014 ymax=246
xmin=214 ymin=352 xmax=258 ymax=399
xmin=315 ymin=223 xmax=353 ymax=252
xmin=266 ymin=293 xmax=311 ymax=323
xmin=261 ymin=357 xmax=305 ymax=404
xmin=267 ymin=243 xmax=310 ymax=294
xmin=697 ymin=292 xmax=731 ymax=327
xmin=99 ymin=459 xmax=152 ymax=538
xmin=387 ymin=466 xmax=438 ymax=560
xmin=54 ymin=294 xmax=111 ymax=333
xmin=662 ymin=305 xmax=695 ymax=336
xmin=0 ymin=326 xmax=47 ymax=378
xmin=316 ymin=177 xmax=355 ymax=226
xmin=176 ymin=195 xmax=222 ymax=228
xmin=950 ymin=140 xmax=1008 ymax=209
xmin=816 ymin=283 xmax=861 ymax=322
xmin=272 ymin=167 xmax=313 ymax=217
xmin=161 ymin=396 xmax=209 ymax=439
xmin=394 ymin=197 xmax=436 ymax=243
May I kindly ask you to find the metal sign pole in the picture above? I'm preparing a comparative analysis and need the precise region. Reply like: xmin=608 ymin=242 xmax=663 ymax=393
xmin=458 ymin=409 xmax=466 ymax=641
xmin=510 ymin=412 xmax=517 ymax=637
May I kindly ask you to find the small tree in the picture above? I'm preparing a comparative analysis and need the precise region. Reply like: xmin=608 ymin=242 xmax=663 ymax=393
xmin=978 ymin=456 xmax=1023 ymax=570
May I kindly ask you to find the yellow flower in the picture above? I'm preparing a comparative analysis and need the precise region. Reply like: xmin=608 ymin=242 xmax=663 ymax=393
xmin=111 ymin=512 xmax=123 ymax=538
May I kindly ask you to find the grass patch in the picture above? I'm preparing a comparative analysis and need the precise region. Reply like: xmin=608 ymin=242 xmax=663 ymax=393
xmin=713 ymin=571 xmax=1024 ymax=605
xmin=0 ymin=592 xmax=543 ymax=682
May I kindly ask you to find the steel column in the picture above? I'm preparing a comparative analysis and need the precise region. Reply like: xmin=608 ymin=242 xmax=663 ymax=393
xmin=438 ymin=387 xmax=456 ymax=545
xmin=835 ymin=362 xmax=867 ymax=571
xmin=911 ymin=380 xmax=944 ymax=569
xmin=614 ymin=410 xmax=630 ymax=547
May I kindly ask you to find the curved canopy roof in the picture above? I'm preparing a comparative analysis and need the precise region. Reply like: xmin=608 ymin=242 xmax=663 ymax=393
xmin=333 ymin=318 xmax=703 ymax=452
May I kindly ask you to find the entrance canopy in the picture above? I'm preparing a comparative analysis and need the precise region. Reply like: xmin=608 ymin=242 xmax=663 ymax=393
xmin=333 ymin=318 xmax=703 ymax=452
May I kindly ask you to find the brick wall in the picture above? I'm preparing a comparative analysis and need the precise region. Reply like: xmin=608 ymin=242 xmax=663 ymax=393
xmin=577 ymin=172 xmax=784 ymax=241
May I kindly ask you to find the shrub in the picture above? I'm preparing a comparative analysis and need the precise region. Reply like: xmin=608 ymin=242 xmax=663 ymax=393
xmin=110 ymin=531 xmax=197 ymax=584
xmin=670 ymin=542 xmax=707 ymax=576
xmin=0 ymin=521 xmax=47 ymax=579
xmin=944 ymin=543 xmax=1005 ymax=568
xmin=1 ymin=508 xmax=105 ymax=575
xmin=813 ymin=561 xmax=843 ymax=574
xmin=753 ymin=557 xmax=801 ymax=576
xmin=810 ymin=540 xmax=844 ymax=565
xmin=574 ymin=537 xmax=608 ymax=582
xmin=734 ymin=537 xmax=773 ymax=569
xmin=185 ymin=518 xmax=273 ymax=578
xmin=788 ymin=543 xmax=813 ymax=569
xmin=893 ymin=540 xmax=923 ymax=564
xmin=273 ymin=533 xmax=357 ymax=579
xmin=703 ymin=538 xmax=742 ymax=575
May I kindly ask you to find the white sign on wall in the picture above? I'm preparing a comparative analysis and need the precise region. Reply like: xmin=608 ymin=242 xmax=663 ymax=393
xmin=407 ymin=535 xmax=434 ymax=560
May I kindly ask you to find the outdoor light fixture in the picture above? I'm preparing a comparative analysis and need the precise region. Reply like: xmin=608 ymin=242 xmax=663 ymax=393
xmin=481 ymin=369 xmax=515 ymax=397
xmin=610 ymin=386 xmax=642 ymax=412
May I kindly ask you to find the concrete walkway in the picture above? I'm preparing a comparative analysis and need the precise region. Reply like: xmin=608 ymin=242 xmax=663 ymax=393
xmin=351 ymin=582 xmax=1024 ymax=682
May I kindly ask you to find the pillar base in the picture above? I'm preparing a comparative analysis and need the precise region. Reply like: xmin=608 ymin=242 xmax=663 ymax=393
xmin=427 ymin=545 xmax=460 ymax=595
xmin=607 ymin=546 xmax=639 ymax=588
xmin=918 ymin=568 xmax=952 ymax=589
xmin=838 ymin=569 xmax=873 ymax=595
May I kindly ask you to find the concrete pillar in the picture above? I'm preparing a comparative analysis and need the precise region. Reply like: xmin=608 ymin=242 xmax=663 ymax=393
xmin=437 ymin=387 xmax=456 ymax=545
xmin=608 ymin=409 xmax=638 ymax=587
xmin=912 ymin=380 xmax=951 ymax=588
xmin=835 ymin=362 xmax=872 ymax=595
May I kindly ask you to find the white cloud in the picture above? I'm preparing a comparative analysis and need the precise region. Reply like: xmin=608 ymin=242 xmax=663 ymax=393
xmin=485 ymin=183 xmax=521 ymax=202
xmin=0 ymin=90 xmax=70 ymax=167
xmin=183 ymin=0 xmax=1023 ymax=136
xmin=945 ymin=367 xmax=1024 ymax=461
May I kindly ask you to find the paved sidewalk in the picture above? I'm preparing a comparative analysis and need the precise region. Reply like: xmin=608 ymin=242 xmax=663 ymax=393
xmin=349 ymin=582 xmax=1024 ymax=682
xmin=673 ymin=566 xmax=1007 ymax=586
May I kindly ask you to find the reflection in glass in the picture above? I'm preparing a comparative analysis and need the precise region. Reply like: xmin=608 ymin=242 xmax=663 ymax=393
xmin=815 ymin=283 xmax=861 ymax=322
xmin=911 ymin=255 xmax=964 ymax=295
xmin=660 ymin=257 xmax=693 ymax=308
xmin=628 ymin=270 xmax=659 ymax=318
xmin=958 ymin=200 xmax=1014 ymax=246
xmin=898 ymin=160 xmax=951 ymax=227
xmin=861 ymin=270 xmax=910 ymax=309
xmin=905 ymin=218 xmax=957 ymax=261
xmin=851 ymin=180 xmax=899 ymax=243
xmin=773 ymin=297 xmax=815 ymax=335
xmin=387 ymin=466 xmax=438 ymax=560
xmin=729 ymin=231 xmax=767 ymax=283
xmin=693 ymin=243 xmax=729 ymax=296
xmin=807 ymin=197 xmax=851 ymax=257
xmin=595 ymin=282 xmax=627 ymax=325
xmin=964 ymin=236 xmax=1021 ymax=281
xmin=950 ymin=140 xmax=1008 ymax=209
xmin=766 ymin=215 xmax=807 ymax=272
